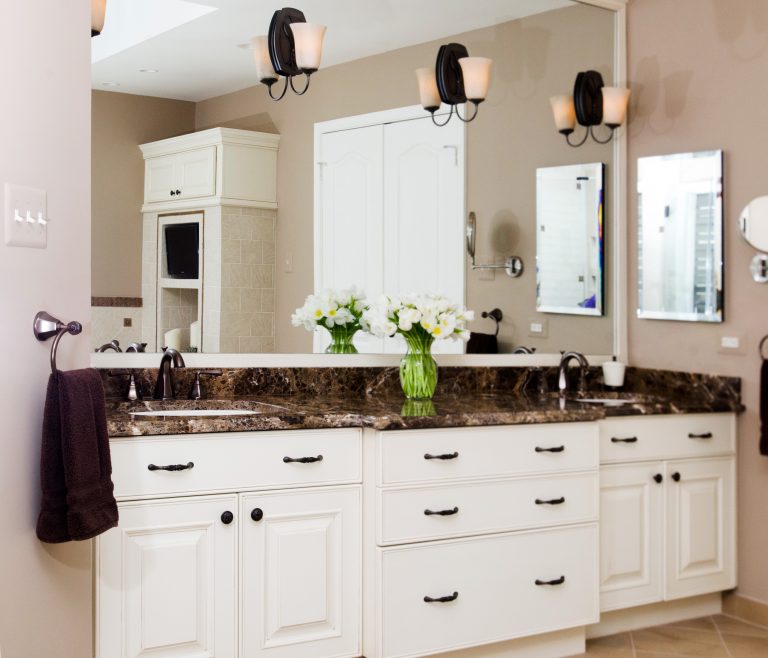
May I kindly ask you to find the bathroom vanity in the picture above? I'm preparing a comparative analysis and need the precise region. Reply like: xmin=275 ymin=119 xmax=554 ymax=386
xmin=94 ymin=369 xmax=739 ymax=658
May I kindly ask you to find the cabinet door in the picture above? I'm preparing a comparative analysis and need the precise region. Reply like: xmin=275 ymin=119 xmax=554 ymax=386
xmin=240 ymin=487 xmax=361 ymax=658
xmin=665 ymin=457 xmax=736 ymax=599
xmin=176 ymin=146 xmax=217 ymax=199
xmin=145 ymin=153 xmax=178 ymax=203
xmin=599 ymin=462 xmax=664 ymax=611
xmin=96 ymin=495 xmax=237 ymax=658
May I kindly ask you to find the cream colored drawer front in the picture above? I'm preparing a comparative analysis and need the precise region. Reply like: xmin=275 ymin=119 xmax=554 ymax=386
xmin=377 ymin=472 xmax=598 ymax=545
xmin=110 ymin=429 xmax=361 ymax=499
xmin=377 ymin=423 xmax=598 ymax=486
xmin=379 ymin=524 xmax=599 ymax=658
xmin=600 ymin=414 xmax=735 ymax=463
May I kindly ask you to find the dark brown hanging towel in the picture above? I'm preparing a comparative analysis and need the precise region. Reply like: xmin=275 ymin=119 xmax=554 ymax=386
xmin=761 ymin=358 xmax=768 ymax=456
xmin=36 ymin=369 xmax=118 ymax=542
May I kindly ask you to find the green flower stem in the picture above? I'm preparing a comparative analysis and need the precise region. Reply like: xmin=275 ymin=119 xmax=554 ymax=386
xmin=399 ymin=329 xmax=438 ymax=399
xmin=325 ymin=325 xmax=359 ymax=354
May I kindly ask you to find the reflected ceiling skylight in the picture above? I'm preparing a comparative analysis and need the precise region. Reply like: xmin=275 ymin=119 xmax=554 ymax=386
xmin=91 ymin=0 xmax=217 ymax=64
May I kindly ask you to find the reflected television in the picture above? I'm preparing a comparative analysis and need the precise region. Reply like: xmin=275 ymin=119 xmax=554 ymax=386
xmin=164 ymin=223 xmax=199 ymax=279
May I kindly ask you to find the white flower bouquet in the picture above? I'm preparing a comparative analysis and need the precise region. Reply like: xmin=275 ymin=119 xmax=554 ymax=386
xmin=291 ymin=287 xmax=368 ymax=353
xmin=363 ymin=293 xmax=474 ymax=398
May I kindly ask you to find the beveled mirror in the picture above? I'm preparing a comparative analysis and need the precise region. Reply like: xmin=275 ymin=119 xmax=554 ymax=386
xmin=637 ymin=150 xmax=724 ymax=322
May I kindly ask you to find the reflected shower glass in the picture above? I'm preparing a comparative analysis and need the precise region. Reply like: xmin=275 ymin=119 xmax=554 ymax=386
xmin=536 ymin=163 xmax=605 ymax=316
xmin=637 ymin=150 xmax=723 ymax=322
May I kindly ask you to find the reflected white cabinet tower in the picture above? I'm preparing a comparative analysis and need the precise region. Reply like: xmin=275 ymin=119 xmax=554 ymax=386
xmin=315 ymin=108 xmax=465 ymax=354
xmin=140 ymin=128 xmax=280 ymax=353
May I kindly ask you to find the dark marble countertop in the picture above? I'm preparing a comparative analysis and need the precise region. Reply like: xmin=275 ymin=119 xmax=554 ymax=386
xmin=106 ymin=391 xmax=744 ymax=438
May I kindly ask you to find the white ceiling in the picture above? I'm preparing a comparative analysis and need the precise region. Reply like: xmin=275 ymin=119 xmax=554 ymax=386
xmin=91 ymin=0 xmax=573 ymax=102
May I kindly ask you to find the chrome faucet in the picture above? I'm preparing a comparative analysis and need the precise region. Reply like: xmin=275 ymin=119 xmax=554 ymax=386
xmin=558 ymin=351 xmax=589 ymax=395
xmin=153 ymin=348 xmax=186 ymax=400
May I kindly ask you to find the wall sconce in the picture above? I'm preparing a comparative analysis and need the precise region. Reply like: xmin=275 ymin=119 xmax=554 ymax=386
xmin=91 ymin=0 xmax=107 ymax=37
xmin=550 ymin=70 xmax=629 ymax=147
xmin=252 ymin=7 xmax=326 ymax=101
xmin=416 ymin=43 xmax=492 ymax=126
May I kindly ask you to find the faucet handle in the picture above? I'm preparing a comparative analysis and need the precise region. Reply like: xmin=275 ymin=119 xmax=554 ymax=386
xmin=108 ymin=369 xmax=141 ymax=401
xmin=188 ymin=370 xmax=223 ymax=400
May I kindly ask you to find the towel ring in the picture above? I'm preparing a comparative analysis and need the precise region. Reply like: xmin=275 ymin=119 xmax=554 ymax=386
xmin=33 ymin=311 xmax=83 ymax=379
xmin=760 ymin=335 xmax=768 ymax=360
xmin=481 ymin=308 xmax=503 ymax=337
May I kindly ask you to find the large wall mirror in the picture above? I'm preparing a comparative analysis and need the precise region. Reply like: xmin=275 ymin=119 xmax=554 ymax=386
xmin=637 ymin=150 xmax=724 ymax=323
xmin=90 ymin=0 xmax=627 ymax=365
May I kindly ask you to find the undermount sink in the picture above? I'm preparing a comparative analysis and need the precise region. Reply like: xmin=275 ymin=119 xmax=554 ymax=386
xmin=130 ymin=409 xmax=260 ymax=418
xmin=128 ymin=401 xmax=288 ymax=418
xmin=570 ymin=397 xmax=645 ymax=407
xmin=550 ymin=392 xmax=663 ymax=407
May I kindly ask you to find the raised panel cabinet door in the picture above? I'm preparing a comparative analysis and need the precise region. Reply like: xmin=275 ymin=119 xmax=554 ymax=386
xmin=95 ymin=495 xmax=238 ymax=658
xmin=240 ymin=486 xmax=361 ymax=658
xmin=145 ymin=154 xmax=178 ymax=203
xmin=176 ymin=146 xmax=217 ymax=199
xmin=599 ymin=462 xmax=664 ymax=611
xmin=665 ymin=457 xmax=736 ymax=599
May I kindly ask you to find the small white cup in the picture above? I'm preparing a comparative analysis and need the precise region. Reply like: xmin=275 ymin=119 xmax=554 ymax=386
xmin=602 ymin=360 xmax=626 ymax=388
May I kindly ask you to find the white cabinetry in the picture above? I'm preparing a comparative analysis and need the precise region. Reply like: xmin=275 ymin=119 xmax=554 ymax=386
xmin=364 ymin=423 xmax=601 ymax=658
xmin=240 ymin=488 xmax=360 ymax=658
xmin=145 ymin=146 xmax=217 ymax=203
xmin=96 ymin=429 xmax=361 ymax=658
xmin=598 ymin=414 xmax=736 ymax=613
xmin=141 ymin=128 xmax=279 ymax=212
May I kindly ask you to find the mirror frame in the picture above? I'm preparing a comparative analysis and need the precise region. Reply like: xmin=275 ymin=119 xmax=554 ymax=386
xmin=91 ymin=0 xmax=628 ymax=370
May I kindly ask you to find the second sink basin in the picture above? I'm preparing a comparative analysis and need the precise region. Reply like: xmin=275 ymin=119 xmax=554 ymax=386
xmin=130 ymin=409 xmax=260 ymax=418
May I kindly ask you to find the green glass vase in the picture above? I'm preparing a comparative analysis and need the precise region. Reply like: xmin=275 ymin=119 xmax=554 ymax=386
xmin=325 ymin=325 xmax=359 ymax=354
xmin=399 ymin=333 xmax=438 ymax=399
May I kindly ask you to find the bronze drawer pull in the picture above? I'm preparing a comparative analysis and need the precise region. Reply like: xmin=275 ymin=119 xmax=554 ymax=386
xmin=688 ymin=432 xmax=713 ymax=439
xmin=283 ymin=455 xmax=323 ymax=464
xmin=424 ymin=452 xmax=459 ymax=460
xmin=147 ymin=462 xmax=194 ymax=472
xmin=424 ymin=507 xmax=459 ymax=516
xmin=424 ymin=591 xmax=459 ymax=603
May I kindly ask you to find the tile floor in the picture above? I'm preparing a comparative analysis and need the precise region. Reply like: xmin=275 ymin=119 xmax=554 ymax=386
xmin=570 ymin=614 xmax=768 ymax=657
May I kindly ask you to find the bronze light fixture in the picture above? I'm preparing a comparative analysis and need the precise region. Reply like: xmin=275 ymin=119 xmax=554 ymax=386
xmin=92 ymin=0 xmax=107 ymax=37
xmin=550 ymin=70 xmax=630 ymax=147
xmin=251 ymin=7 xmax=326 ymax=101
xmin=416 ymin=43 xmax=492 ymax=126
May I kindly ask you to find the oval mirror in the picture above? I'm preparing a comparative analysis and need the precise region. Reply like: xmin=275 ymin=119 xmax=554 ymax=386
xmin=739 ymin=195 xmax=768 ymax=251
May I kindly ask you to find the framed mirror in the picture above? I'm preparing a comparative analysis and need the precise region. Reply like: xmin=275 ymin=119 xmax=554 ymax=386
xmin=636 ymin=150 xmax=724 ymax=323
xmin=90 ymin=0 xmax=628 ymax=366
xmin=536 ymin=163 xmax=605 ymax=316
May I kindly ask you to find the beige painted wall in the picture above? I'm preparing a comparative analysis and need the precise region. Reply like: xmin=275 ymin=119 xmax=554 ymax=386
xmin=0 ymin=1 xmax=93 ymax=656
xmin=195 ymin=4 xmax=615 ymax=354
xmin=626 ymin=0 xmax=768 ymax=604
xmin=92 ymin=90 xmax=195 ymax=297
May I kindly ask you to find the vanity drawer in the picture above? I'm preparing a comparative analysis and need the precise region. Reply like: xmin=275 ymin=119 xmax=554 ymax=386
xmin=377 ymin=472 xmax=598 ymax=545
xmin=378 ymin=524 xmax=599 ymax=658
xmin=109 ymin=429 xmax=361 ymax=499
xmin=376 ymin=423 xmax=598 ymax=486
xmin=599 ymin=414 xmax=735 ymax=463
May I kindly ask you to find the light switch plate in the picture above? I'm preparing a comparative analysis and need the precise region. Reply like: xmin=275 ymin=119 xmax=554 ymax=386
xmin=528 ymin=317 xmax=548 ymax=338
xmin=718 ymin=332 xmax=746 ymax=355
xmin=4 ymin=183 xmax=47 ymax=248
